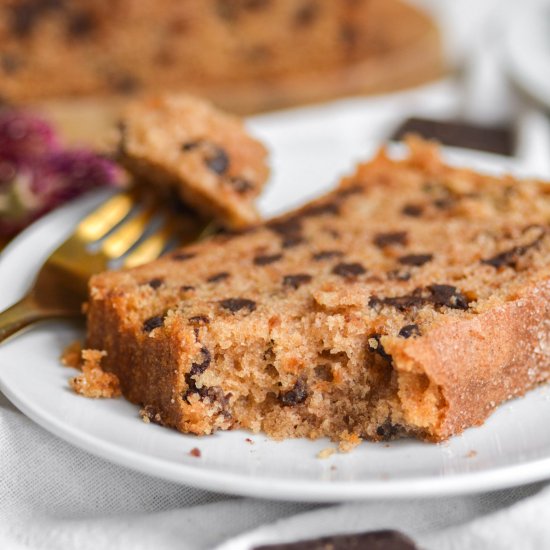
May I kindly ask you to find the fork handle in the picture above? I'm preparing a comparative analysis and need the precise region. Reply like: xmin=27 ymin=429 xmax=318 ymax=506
xmin=0 ymin=295 xmax=62 ymax=343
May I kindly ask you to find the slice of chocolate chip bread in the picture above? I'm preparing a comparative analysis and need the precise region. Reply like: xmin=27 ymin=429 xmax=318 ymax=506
xmin=116 ymin=94 xmax=270 ymax=228
xmin=86 ymin=138 xmax=550 ymax=443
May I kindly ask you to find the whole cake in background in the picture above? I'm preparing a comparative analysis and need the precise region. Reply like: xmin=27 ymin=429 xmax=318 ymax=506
xmin=0 ymin=0 xmax=443 ymax=113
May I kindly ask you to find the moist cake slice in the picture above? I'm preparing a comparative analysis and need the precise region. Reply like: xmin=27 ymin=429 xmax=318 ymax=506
xmin=116 ymin=94 xmax=270 ymax=228
xmin=86 ymin=138 xmax=550 ymax=443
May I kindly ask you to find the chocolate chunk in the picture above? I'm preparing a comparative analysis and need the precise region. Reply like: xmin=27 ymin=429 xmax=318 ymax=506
xmin=376 ymin=421 xmax=402 ymax=440
xmin=10 ymin=0 xmax=65 ymax=38
xmin=67 ymin=10 xmax=96 ymax=37
xmin=172 ymin=252 xmax=196 ymax=261
xmin=368 ymin=291 xmax=425 ymax=312
xmin=254 ymin=529 xmax=417 ymax=550
xmin=368 ymin=334 xmax=392 ymax=363
xmin=142 ymin=315 xmax=165 ymax=333
xmin=370 ymin=285 xmax=470 ymax=312
xmin=433 ymin=197 xmax=455 ymax=210
xmin=147 ymin=278 xmax=164 ymax=289
xmin=207 ymin=272 xmax=230 ymax=283
xmin=314 ymin=364 xmax=333 ymax=382
xmin=219 ymin=298 xmax=257 ymax=313
xmin=312 ymin=250 xmax=344 ymax=261
xmin=279 ymin=380 xmax=308 ymax=406
xmin=332 ymin=262 xmax=367 ymax=278
xmin=268 ymin=217 xmax=302 ymax=237
xmin=398 ymin=254 xmax=433 ymax=267
xmin=336 ymin=184 xmax=363 ymax=198
xmin=482 ymin=232 xmax=545 ymax=269
xmin=204 ymin=145 xmax=229 ymax=174
xmin=427 ymin=284 xmax=469 ymax=310
xmin=398 ymin=324 xmax=421 ymax=339
xmin=254 ymin=253 xmax=283 ymax=266
xmin=283 ymin=274 xmax=312 ymax=290
xmin=1 ymin=54 xmax=23 ymax=75
xmin=374 ymin=231 xmax=408 ymax=248
xmin=229 ymin=176 xmax=254 ymax=194
xmin=188 ymin=315 xmax=210 ymax=325
xmin=282 ymin=235 xmax=305 ymax=249
xmin=401 ymin=204 xmax=423 ymax=217
xmin=392 ymin=117 xmax=514 ymax=157
xmin=181 ymin=141 xmax=201 ymax=151
xmin=109 ymin=73 xmax=141 ymax=94
xmin=301 ymin=201 xmax=340 ymax=217
xmin=294 ymin=2 xmax=319 ymax=26
xmin=190 ymin=346 xmax=211 ymax=375
xmin=181 ymin=285 xmax=195 ymax=292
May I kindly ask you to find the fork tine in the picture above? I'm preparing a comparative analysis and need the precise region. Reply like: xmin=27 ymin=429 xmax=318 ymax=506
xmin=76 ymin=191 xmax=136 ymax=242
xmin=122 ymin=223 xmax=174 ymax=269
xmin=100 ymin=201 xmax=157 ymax=260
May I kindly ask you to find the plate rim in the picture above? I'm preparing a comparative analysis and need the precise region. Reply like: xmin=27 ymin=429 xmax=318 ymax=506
xmin=0 ymin=147 xmax=549 ymax=502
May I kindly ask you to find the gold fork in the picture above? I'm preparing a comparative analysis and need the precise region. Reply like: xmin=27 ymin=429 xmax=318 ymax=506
xmin=0 ymin=189 xmax=208 ymax=343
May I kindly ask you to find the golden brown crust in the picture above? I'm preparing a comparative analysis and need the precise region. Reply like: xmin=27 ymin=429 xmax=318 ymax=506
xmin=85 ymin=138 xmax=550 ymax=443
xmin=389 ymin=279 xmax=550 ymax=440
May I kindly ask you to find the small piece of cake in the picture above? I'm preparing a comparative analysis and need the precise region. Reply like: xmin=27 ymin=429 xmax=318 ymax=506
xmin=86 ymin=139 xmax=550 ymax=443
xmin=117 ymin=94 xmax=270 ymax=228
xmin=68 ymin=348 xmax=121 ymax=399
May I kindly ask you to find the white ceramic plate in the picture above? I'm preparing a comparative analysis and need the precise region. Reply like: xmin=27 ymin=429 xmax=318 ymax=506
xmin=0 ymin=112 xmax=549 ymax=502
xmin=504 ymin=0 xmax=550 ymax=111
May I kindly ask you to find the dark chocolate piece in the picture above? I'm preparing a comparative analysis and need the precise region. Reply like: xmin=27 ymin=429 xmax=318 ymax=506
xmin=254 ymin=253 xmax=283 ymax=266
xmin=392 ymin=117 xmax=514 ymax=156
xmin=207 ymin=272 xmax=230 ymax=283
xmin=254 ymin=529 xmax=417 ymax=550
xmin=401 ymin=204 xmax=423 ymax=217
xmin=283 ymin=274 xmax=312 ymax=290
xmin=147 ymin=278 xmax=164 ymax=289
xmin=398 ymin=254 xmax=433 ymax=267
xmin=368 ymin=334 xmax=392 ymax=363
xmin=142 ymin=315 xmax=165 ymax=333
xmin=398 ymin=324 xmax=421 ymax=339
xmin=219 ymin=298 xmax=257 ymax=313
xmin=332 ymin=262 xmax=367 ymax=278
xmin=279 ymin=379 xmax=308 ymax=406
xmin=373 ymin=231 xmax=408 ymax=248
xmin=312 ymin=250 xmax=344 ymax=261
xmin=204 ymin=145 xmax=229 ymax=174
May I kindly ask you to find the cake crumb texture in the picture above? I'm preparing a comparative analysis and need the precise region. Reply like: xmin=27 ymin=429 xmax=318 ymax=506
xmin=69 ymin=349 xmax=121 ymax=399
xmin=86 ymin=138 xmax=550 ymax=443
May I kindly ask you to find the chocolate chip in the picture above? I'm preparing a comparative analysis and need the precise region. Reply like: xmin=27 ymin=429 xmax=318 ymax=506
xmin=373 ymin=231 xmax=408 ymax=248
xmin=142 ymin=315 xmax=165 ymax=333
xmin=109 ymin=73 xmax=141 ymax=94
xmin=172 ymin=252 xmax=196 ymax=261
xmin=294 ymin=1 xmax=319 ymax=26
xmin=398 ymin=254 xmax=433 ymax=267
xmin=188 ymin=315 xmax=210 ymax=325
xmin=336 ymin=184 xmax=363 ymax=198
xmin=268 ymin=217 xmax=302 ymax=237
xmin=229 ymin=177 xmax=254 ymax=194
xmin=190 ymin=346 xmax=211 ymax=375
xmin=67 ymin=10 xmax=96 ymax=37
xmin=340 ymin=24 xmax=358 ymax=49
xmin=254 ymin=253 xmax=283 ymax=266
xmin=314 ymin=364 xmax=333 ymax=382
xmin=482 ymin=232 xmax=545 ymax=269
xmin=368 ymin=334 xmax=393 ymax=363
xmin=282 ymin=235 xmax=305 ymax=249
xmin=1 ymin=54 xmax=23 ymax=75
xmin=181 ymin=140 xmax=201 ymax=151
xmin=204 ymin=145 xmax=229 ymax=174
xmin=219 ymin=298 xmax=257 ymax=313
xmin=282 ymin=274 xmax=312 ymax=290
xmin=9 ymin=0 xmax=65 ymax=38
xmin=332 ymin=262 xmax=367 ymax=278
xmin=207 ymin=272 xmax=230 ymax=283
xmin=181 ymin=285 xmax=195 ymax=292
xmin=312 ymin=250 xmax=344 ymax=261
xmin=369 ymin=285 xmax=470 ymax=312
xmin=376 ymin=420 xmax=402 ymax=440
xmin=301 ymin=201 xmax=340 ymax=217
xmin=147 ymin=278 xmax=164 ymax=289
xmin=433 ymin=197 xmax=454 ymax=209
xmin=279 ymin=379 xmax=308 ymax=406
xmin=253 ymin=529 xmax=417 ymax=550
xmin=427 ymin=284 xmax=469 ymax=310
xmin=402 ymin=204 xmax=423 ymax=217
xmin=398 ymin=324 xmax=421 ymax=339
